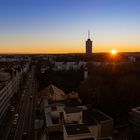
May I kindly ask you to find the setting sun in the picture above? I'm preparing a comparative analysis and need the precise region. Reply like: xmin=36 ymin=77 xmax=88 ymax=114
xmin=111 ymin=49 xmax=117 ymax=55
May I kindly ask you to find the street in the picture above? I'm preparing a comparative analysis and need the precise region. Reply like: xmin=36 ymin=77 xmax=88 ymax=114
xmin=6 ymin=66 xmax=37 ymax=140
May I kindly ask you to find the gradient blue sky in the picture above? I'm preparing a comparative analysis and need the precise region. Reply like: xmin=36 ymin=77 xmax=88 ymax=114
xmin=0 ymin=0 xmax=140 ymax=53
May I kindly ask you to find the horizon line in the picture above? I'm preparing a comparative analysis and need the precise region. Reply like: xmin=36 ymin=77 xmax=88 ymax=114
xmin=0 ymin=51 xmax=140 ymax=55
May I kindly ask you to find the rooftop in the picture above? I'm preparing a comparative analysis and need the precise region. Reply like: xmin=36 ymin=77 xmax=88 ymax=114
xmin=64 ymin=107 xmax=82 ymax=114
xmin=64 ymin=98 xmax=82 ymax=107
xmin=39 ymin=84 xmax=66 ymax=97
xmin=83 ymin=109 xmax=111 ymax=125
xmin=83 ymin=110 xmax=98 ymax=125
xmin=92 ymin=110 xmax=111 ymax=122
xmin=64 ymin=124 xmax=90 ymax=135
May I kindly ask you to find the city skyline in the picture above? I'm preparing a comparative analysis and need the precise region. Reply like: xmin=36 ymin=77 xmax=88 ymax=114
xmin=0 ymin=0 xmax=140 ymax=54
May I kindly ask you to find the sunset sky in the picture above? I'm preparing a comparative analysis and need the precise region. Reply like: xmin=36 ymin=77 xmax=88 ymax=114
xmin=0 ymin=0 xmax=140 ymax=54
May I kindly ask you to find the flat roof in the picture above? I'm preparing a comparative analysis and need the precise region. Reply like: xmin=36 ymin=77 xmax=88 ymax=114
xmin=64 ymin=107 xmax=82 ymax=114
xmin=64 ymin=124 xmax=90 ymax=135
xmin=92 ymin=110 xmax=111 ymax=122
xmin=65 ymin=99 xmax=82 ymax=107
xmin=83 ymin=110 xmax=98 ymax=125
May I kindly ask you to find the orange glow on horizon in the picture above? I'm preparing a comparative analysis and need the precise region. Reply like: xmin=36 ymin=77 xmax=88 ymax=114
xmin=0 ymin=43 xmax=140 ymax=54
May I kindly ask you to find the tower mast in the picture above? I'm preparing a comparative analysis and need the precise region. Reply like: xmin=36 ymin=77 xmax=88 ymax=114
xmin=86 ymin=30 xmax=93 ymax=56
xmin=88 ymin=30 xmax=90 ymax=39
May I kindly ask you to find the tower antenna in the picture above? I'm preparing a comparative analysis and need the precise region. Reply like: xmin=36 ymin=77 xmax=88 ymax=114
xmin=88 ymin=30 xmax=90 ymax=39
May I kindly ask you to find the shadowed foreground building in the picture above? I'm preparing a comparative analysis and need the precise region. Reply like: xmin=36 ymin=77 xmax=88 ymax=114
xmin=37 ymin=85 xmax=113 ymax=140
xmin=129 ymin=107 xmax=140 ymax=135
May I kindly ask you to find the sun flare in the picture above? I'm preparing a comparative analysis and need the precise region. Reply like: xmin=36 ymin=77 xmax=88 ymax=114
xmin=111 ymin=49 xmax=117 ymax=55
